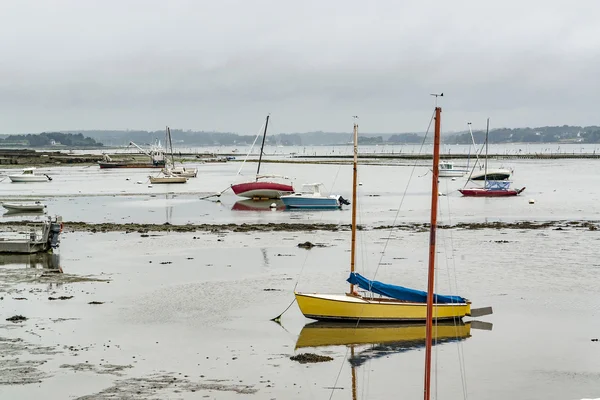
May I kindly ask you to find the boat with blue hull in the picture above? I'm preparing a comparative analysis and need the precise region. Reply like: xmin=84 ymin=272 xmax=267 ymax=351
xmin=281 ymin=183 xmax=349 ymax=210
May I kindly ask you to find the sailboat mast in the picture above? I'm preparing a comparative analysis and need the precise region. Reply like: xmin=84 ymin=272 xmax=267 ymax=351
xmin=256 ymin=115 xmax=270 ymax=178
xmin=484 ymin=118 xmax=489 ymax=185
xmin=167 ymin=126 xmax=175 ymax=167
xmin=424 ymin=106 xmax=441 ymax=400
xmin=350 ymin=120 xmax=358 ymax=294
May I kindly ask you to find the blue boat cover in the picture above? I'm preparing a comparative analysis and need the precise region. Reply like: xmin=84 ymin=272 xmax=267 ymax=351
xmin=347 ymin=272 xmax=466 ymax=304
xmin=485 ymin=180 xmax=511 ymax=190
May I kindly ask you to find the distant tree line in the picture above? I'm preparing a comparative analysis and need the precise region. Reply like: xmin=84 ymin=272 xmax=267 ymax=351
xmin=4 ymin=125 xmax=600 ymax=148
xmin=449 ymin=125 xmax=600 ymax=144
xmin=0 ymin=132 xmax=102 ymax=147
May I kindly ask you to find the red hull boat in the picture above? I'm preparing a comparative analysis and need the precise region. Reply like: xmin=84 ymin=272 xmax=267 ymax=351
xmin=459 ymin=187 xmax=525 ymax=197
xmin=231 ymin=115 xmax=295 ymax=199
xmin=231 ymin=180 xmax=294 ymax=199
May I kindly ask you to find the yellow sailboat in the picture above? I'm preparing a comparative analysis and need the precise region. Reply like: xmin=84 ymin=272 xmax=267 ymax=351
xmin=295 ymin=109 xmax=483 ymax=322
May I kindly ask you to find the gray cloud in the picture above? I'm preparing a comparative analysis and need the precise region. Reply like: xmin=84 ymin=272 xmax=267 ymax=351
xmin=1 ymin=0 xmax=600 ymax=134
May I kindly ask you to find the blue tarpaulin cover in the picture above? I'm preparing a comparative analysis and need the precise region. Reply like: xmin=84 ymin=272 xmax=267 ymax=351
xmin=485 ymin=180 xmax=511 ymax=190
xmin=347 ymin=272 xmax=467 ymax=304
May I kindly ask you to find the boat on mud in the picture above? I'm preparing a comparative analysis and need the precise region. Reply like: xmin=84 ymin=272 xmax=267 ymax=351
xmin=1 ymin=201 xmax=46 ymax=212
xmin=231 ymin=115 xmax=294 ymax=199
xmin=0 ymin=215 xmax=63 ymax=254
xmin=8 ymin=168 xmax=52 ymax=182
xmin=281 ymin=183 xmax=349 ymax=209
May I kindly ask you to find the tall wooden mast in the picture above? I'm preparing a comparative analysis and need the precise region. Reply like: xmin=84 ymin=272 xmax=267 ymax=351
xmin=424 ymin=106 xmax=442 ymax=400
xmin=350 ymin=118 xmax=358 ymax=294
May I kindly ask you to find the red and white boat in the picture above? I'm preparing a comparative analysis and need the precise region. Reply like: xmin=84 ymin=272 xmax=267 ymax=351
xmin=461 ymin=118 xmax=524 ymax=197
xmin=231 ymin=115 xmax=295 ymax=199
xmin=459 ymin=183 xmax=525 ymax=197
xmin=231 ymin=175 xmax=294 ymax=199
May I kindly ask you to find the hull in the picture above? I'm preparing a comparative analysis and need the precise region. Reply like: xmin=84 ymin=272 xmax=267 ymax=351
xmin=9 ymin=176 xmax=49 ymax=182
xmin=281 ymin=195 xmax=341 ymax=209
xmin=295 ymin=292 xmax=470 ymax=322
xmin=470 ymin=169 xmax=511 ymax=181
xmin=231 ymin=181 xmax=294 ymax=199
xmin=99 ymin=161 xmax=165 ymax=169
xmin=295 ymin=321 xmax=471 ymax=349
xmin=459 ymin=187 xmax=524 ymax=197
xmin=0 ymin=240 xmax=50 ymax=254
xmin=149 ymin=176 xmax=187 ymax=184
xmin=2 ymin=202 xmax=46 ymax=211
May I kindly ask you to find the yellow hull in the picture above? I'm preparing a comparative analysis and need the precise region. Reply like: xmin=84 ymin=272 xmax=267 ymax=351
xmin=296 ymin=321 xmax=472 ymax=349
xmin=295 ymin=292 xmax=470 ymax=322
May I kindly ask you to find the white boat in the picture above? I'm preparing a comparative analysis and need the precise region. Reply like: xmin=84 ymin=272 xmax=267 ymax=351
xmin=168 ymin=166 xmax=198 ymax=178
xmin=8 ymin=168 xmax=52 ymax=183
xmin=281 ymin=183 xmax=349 ymax=209
xmin=437 ymin=162 xmax=468 ymax=177
xmin=0 ymin=215 xmax=62 ymax=254
xmin=470 ymin=167 xmax=512 ymax=181
xmin=162 ymin=126 xmax=198 ymax=178
xmin=2 ymin=201 xmax=46 ymax=212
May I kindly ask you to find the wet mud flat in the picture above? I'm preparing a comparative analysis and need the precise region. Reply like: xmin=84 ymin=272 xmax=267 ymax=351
xmin=1 ymin=228 xmax=600 ymax=399
xmin=1 ymin=219 xmax=599 ymax=236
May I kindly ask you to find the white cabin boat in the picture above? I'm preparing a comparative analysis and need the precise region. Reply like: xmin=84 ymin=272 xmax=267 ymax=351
xmin=8 ymin=168 xmax=51 ymax=183
xmin=437 ymin=162 xmax=468 ymax=177
xmin=281 ymin=183 xmax=349 ymax=209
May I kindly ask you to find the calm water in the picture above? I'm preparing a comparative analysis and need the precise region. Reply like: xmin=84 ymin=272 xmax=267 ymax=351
xmin=0 ymin=228 xmax=599 ymax=399
xmin=1 ymin=156 xmax=599 ymax=399
xmin=1 ymin=158 xmax=599 ymax=225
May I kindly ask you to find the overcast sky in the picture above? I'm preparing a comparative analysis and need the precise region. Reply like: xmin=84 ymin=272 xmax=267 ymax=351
xmin=1 ymin=0 xmax=599 ymax=134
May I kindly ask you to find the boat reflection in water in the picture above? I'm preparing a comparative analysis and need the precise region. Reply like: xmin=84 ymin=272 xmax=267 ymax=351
xmin=296 ymin=320 xmax=473 ymax=352
xmin=231 ymin=199 xmax=285 ymax=212
xmin=0 ymin=253 xmax=62 ymax=273
xmin=295 ymin=320 xmax=489 ymax=399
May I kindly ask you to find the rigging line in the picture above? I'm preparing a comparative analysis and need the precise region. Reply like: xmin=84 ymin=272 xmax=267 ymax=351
xmin=328 ymin=346 xmax=351 ymax=400
xmin=236 ymin=119 xmax=267 ymax=176
xmin=328 ymin=112 xmax=436 ymax=399
xmin=463 ymin=137 xmax=487 ymax=187
xmin=272 ymin=131 xmax=352 ymax=321
xmin=368 ymin=108 xmax=436 ymax=284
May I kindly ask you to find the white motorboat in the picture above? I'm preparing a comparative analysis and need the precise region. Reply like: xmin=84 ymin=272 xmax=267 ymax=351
xmin=8 ymin=168 xmax=52 ymax=183
xmin=0 ymin=215 xmax=62 ymax=254
xmin=281 ymin=183 xmax=350 ymax=209
xmin=2 ymin=201 xmax=47 ymax=212
xmin=437 ymin=162 xmax=468 ymax=177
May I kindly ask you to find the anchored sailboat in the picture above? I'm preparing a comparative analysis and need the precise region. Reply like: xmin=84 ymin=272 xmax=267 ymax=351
xmin=231 ymin=115 xmax=294 ymax=199
xmin=460 ymin=118 xmax=525 ymax=197
xmin=295 ymin=110 xmax=480 ymax=322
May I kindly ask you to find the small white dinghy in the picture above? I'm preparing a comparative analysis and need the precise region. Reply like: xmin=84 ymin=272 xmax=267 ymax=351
xmin=1 ymin=201 xmax=47 ymax=212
